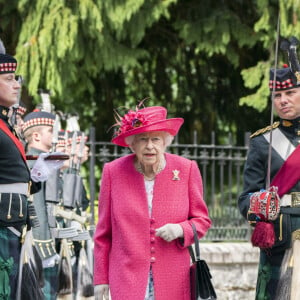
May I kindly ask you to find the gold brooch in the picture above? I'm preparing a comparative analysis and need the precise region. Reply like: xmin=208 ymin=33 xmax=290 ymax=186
xmin=172 ymin=170 xmax=180 ymax=180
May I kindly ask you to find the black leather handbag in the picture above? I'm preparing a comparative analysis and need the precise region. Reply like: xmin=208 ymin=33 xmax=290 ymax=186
xmin=189 ymin=223 xmax=217 ymax=300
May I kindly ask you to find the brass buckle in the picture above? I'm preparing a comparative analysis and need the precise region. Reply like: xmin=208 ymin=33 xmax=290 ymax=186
xmin=291 ymin=192 xmax=300 ymax=207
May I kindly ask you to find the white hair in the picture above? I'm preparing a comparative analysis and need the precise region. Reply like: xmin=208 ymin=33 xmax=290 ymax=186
xmin=164 ymin=132 xmax=174 ymax=147
xmin=125 ymin=135 xmax=135 ymax=146
xmin=125 ymin=131 xmax=174 ymax=147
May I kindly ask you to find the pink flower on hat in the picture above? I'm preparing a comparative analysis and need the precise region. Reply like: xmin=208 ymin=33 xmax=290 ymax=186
xmin=118 ymin=110 xmax=149 ymax=135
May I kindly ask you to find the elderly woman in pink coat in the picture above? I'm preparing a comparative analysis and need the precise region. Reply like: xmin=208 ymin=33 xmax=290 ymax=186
xmin=94 ymin=104 xmax=211 ymax=300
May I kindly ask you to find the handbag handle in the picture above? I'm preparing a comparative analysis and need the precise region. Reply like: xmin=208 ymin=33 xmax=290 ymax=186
xmin=191 ymin=222 xmax=201 ymax=261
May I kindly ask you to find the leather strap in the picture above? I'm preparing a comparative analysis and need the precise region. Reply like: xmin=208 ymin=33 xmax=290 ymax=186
xmin=191 ymin=222 xmax=200 ymax=261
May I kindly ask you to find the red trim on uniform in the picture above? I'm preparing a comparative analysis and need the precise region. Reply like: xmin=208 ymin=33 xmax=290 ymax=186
xmin=0 ymin=119 xmax=26 ymax=162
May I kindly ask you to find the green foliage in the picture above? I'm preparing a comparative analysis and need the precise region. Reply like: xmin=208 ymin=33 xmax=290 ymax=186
xmin=16 ymin=1 xmax=104 ymax=99
xmin=239 ymin=84 xmax=270 ymax=112
xmin=4 ymin=0 xmax=300 ymax=212
xmin=254 ymin=7 xmax=271 ymax=33
xmin=240 ymin=62 xmax=272 ymax=111
xmin=241 ymin=61 xmax=267 ymax=89
xmin=240 ymin=0 xmax=300 ymax=112
xmin=0 ymin=0 xmax=300 ymax=144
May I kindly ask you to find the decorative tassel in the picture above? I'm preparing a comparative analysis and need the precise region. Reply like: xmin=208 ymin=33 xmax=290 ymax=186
xmin=80 ymin=265 xmax=94 ymax=297
xmin=19 ymin=256 xmax=44 ymax=300
xmin=251 ymin=221 xmax=275 ymax=249
xmin=76 ymin=247 xmax=94 ymax=298
xmin=58 ymin=257 xmax=72 ymax=295
xmin=16 ymin=230 xmax=44 ymax=300
xmin=57 ymin=239 xmax=73 ymax=296
xmin=32 ymin=245 xmax=45 ymax=287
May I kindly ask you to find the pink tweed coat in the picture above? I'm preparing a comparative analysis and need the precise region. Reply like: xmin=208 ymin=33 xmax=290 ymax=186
xmin=93 ymin=153 xmax=211 ymax=300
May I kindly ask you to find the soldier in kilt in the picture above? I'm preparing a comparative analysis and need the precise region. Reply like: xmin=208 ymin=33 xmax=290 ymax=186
xmin=22 ymin=110 xmax=60 ymax=300
xmin=0 ymin=41 xmax=40 ymax=299
xmin=239 ymin=37 xmax=300 ymax=299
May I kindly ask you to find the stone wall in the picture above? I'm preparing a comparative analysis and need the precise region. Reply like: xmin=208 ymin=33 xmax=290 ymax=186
xmin=200 ymin=242 xmax=260 ymax=300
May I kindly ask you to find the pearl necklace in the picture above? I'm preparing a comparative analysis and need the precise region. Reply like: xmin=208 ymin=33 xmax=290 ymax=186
xmin=136 ymin=159 xmax=166 ymax=181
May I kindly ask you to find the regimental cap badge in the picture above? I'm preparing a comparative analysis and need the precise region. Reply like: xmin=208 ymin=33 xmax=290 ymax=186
xmin=1 ymin=109 xmax=7 ymax=116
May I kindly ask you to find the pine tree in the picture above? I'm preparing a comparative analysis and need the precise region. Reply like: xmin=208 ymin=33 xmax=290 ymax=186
xmin=0 ymin=0 xmax=298 ymax=143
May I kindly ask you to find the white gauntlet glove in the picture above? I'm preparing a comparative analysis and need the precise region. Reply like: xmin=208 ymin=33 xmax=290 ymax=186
xmin=155 ymin=223 xmax=183 ymax=242
xmin=31 ymin=152 xmax=65 ymax=182
xmin=94 ymin=284 xmax=109 ymax=300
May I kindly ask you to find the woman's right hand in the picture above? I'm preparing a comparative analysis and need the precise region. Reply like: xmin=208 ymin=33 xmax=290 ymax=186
xmin=155 ymin=223 xmax=183 ymax=242
xmin=94 ymin=284 xmax=109 ymax=300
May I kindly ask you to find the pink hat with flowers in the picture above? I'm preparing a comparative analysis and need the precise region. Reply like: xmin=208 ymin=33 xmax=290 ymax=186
xmin=111 ymin=106 xmax=184 ymax=147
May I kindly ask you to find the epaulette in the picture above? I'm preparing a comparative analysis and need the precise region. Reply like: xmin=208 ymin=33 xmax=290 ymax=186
xmin=250 ymin=121 xmax=280 ymax=138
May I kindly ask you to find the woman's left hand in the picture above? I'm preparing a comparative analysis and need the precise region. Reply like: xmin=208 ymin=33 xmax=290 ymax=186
xmin=155 ymin=223 xmax=183 ymax=242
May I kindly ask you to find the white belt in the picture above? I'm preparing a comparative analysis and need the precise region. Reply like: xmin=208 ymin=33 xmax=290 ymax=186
xmin=0 ymin=183 xmax=28 ymax=195
xmin=281 ymin=194 xmax=292 ymax=207
xmin=281 ymin=193 xmax=300 ymax=207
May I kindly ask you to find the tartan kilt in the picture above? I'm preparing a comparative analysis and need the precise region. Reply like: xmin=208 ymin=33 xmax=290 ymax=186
xmin=43 ymin=264 xmax=59 ymax=300
xmin=256 ymin=214 xmax=300 ymax=299
xmin=0 ymin=227 xmax=22 ymax=300
xmin=256 ymin=249 xmax=284 ymax=300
